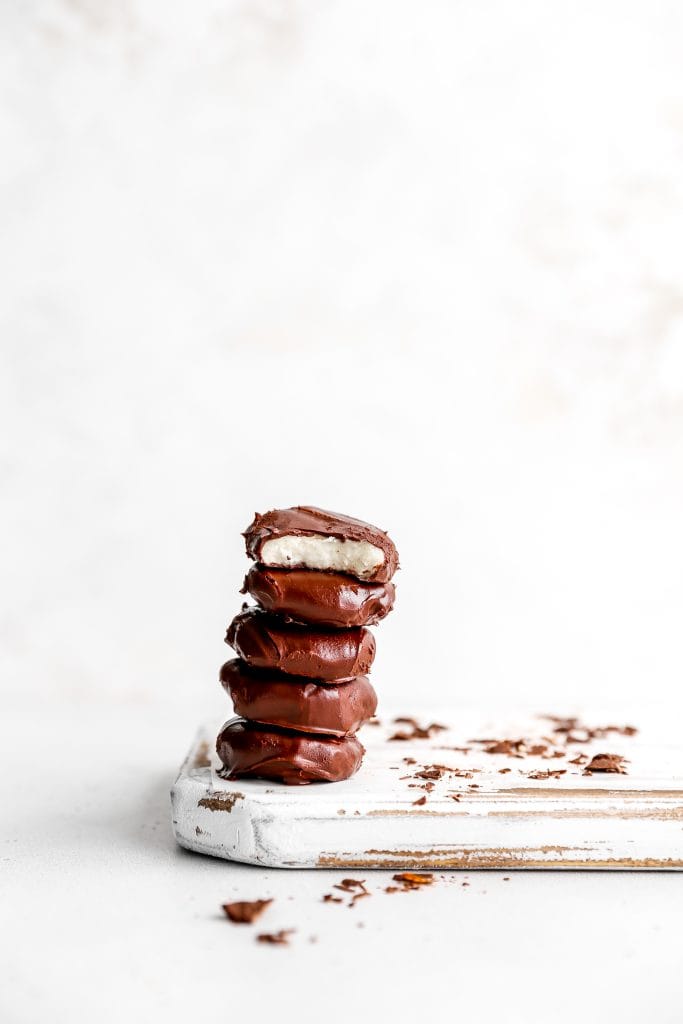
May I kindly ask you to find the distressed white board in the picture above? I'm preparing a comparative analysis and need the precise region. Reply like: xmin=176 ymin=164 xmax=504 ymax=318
xmin=171 ymin=708 xmax=683 ymax=869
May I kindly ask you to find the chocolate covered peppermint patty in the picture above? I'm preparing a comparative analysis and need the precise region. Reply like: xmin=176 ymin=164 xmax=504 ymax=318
xmin=216 ymin=718 xmax=364 ymax=784
xmin=226 ymin=606 xmax=376 ymax=681
xmin=220 ymin=659 xmax=377 ymax=736
xmin=243 ymin=506 xmax=399 ymax=583
xmin=243 ymin=565 xmax=395 ymax=627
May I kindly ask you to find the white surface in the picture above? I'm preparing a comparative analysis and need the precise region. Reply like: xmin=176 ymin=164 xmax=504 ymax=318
xmin=173 ymin=710 xmax=683 ymax=869
xmin=260 ymin=535 xmax=385 ymax=578
xmin=3 ymin=700 xmax=683 ymax=1024
xmin=2 ymin=0 xmax=683 ymax=711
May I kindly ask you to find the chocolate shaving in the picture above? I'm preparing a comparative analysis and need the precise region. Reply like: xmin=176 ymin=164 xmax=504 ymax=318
xmin=527 ymin=769 xmax=566 ymax=780
xmin=482 ymin=738 xmax=527 ymax=757
xmin=389 ymin=719 xmax=448 ymax=741
xmin=469 ymin=738 xmax=533 ymax=758
xmin=583 ymin=753 xmax=628 ymax=775
xmin=412 ymin=795 xmax=427 ymax=805
xmin=222 ymin=899 xmax=272 ymax=924
xmin=257 ymin=929 xmax=294 ymax=945
xmin=334 ymin=878 xmax=368 ymax=893
xmin=541 ymin=715 xmax=638 ymax=742
xmin=323 ymin=894 xmax=342 ymax=903
xmin=392 ymin=872 xmax=434 ymax=890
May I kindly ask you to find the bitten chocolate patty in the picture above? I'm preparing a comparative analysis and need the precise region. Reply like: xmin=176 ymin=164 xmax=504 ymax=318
xmin=243 ymin=506 xmax=399 ymax=582
xmin=216 ymin=718 xmax=365 ymax=784
xmin=243 ymin=566 xmax=395 ymax=627
xmin=225 ymin=607 xmax=376 ymax=681
xmin=220 ymin=659 xmax=378 ymax=736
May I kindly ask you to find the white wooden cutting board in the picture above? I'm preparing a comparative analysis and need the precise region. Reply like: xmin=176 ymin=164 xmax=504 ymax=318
xmin=171 ymin=707 xmax=683 ymax=869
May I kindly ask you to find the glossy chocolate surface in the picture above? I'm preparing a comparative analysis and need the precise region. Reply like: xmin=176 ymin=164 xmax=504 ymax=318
xmin=220 ymin=658 xmax=377 ymax=736
xmin=225 ymin=607 xmax=376 ymax=681
xmin=216 ymin=717 xmax=364 ymax=784
xmin=242 ymin=566 xmax=395 ymax=627
xmin=243 ymin=506 xmax=399 ymax=583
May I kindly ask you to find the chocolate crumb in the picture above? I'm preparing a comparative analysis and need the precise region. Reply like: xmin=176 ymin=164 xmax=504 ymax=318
xmin=389 ymin=719 xmax=448 ymax=741
xmin=257 ymin=929 xmax=294 ymax=945
xmin=412 ymin=795 xmax=427 ymax=806
xmin=334 ymin=878 xmax=368 ymax=893
xmin=583 ymin=753 xmax=628 ymax=775
xmin=392 ymin=872 xmax=434 ymax=890
xmin=541 ymin=715 xmax=638 ymax=743
xmin=527 ymin=769 xmax=566 ymax=780
xmin=323 ymin=894 xmax=343 ymax=904
xmin=222 ymin=899 xmax=272 ymax=924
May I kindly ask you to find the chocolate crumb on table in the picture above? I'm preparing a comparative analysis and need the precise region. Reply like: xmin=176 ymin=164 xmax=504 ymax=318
xmin=222 ymin=899 xmax=273 ymax=924
xmin=333 ymin=878 xmax=367 ymax=893
xmin=256 ymin=929 xmax=295 ymax=946
xmin=392 ymin=872 xmax=434 ymax=890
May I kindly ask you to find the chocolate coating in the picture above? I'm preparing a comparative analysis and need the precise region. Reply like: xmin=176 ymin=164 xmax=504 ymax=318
xmin=243 ymin=566 xmax=395 ymax=627
xmin=220 ymin=659 xmax=378 ymax=736
xmin=243 ymin=506 xmax=399 ymax=583
xmin=226 ymin=607 xmax=376 ymax=681
xmin=216 ymin=717 xmax=364 ymax=784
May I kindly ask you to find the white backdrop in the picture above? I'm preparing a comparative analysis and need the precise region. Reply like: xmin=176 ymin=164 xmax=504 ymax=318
xmin=2 ymin=0 xmax=683 ymax=713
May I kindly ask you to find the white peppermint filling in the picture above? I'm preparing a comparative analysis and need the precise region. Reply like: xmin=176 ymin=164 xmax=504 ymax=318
xmin=260 ymin=535 xmax=384 ymax=579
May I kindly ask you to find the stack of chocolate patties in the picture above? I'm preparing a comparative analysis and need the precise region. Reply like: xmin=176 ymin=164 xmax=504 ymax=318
xmin=216 ymin=506 xmax=399 ymax=785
